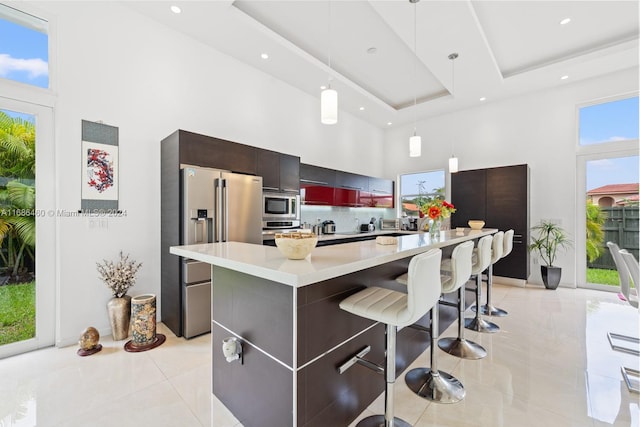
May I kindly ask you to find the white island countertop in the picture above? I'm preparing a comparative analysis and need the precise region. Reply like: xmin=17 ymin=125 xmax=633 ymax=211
xmin=170 ymin=228 xmax=497 ymax=288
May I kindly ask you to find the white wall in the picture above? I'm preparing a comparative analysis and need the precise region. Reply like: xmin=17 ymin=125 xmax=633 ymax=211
xmin=34 ymin=1 xmax=384 ymax=345
xmin=383 ymin=67 xmax=639 ymax=287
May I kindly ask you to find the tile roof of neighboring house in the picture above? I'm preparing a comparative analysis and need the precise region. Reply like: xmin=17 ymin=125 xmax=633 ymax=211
xmin=587 ymin=183 xmax=639 ymax=195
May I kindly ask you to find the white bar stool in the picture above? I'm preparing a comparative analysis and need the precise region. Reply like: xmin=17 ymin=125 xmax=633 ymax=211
xmin=478 ymin=229 xmax=512 ymax=317
xmin=439 ymin=239 xmax=488 ymax=360
xmin=401 ymin=243 xmax=471 ymax=403
xmin=465 ymin=233 xmax=501 ymax=333
xmin=339 ymin=248 xmax=443 ymax=427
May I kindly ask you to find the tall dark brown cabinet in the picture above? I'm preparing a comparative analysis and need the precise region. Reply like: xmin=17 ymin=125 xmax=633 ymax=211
xmin=451 ymin=164 xmax=530 ymax=280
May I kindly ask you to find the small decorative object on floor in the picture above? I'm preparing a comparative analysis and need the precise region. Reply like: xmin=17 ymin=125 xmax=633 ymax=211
xmin=125 ymin=294 xmax=165 ymax=352
xmin=77 ymin=326 xmax=102 ymax=356
xmin=97 ymin=251 xmax=142 ymax=340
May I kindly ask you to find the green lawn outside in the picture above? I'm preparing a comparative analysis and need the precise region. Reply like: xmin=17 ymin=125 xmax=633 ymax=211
xmin=0 ymin=281 xmax=35 ymax=345
xmin=586 ymin=268 xmax=620 ymax=286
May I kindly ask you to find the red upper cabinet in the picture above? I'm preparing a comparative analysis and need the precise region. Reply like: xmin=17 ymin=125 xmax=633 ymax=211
xmin=300 ymin=164 xmax=335 ymax=206
xmin=300 ymin=163 xmax=394 ymax=208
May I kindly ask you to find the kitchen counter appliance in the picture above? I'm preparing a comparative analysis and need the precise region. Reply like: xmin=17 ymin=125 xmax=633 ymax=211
xmin=380 ymin=218 xmax=400 ymax=230
xmin=179 ymin=165 xmax=262 ymax=338
xmin=322 ymin=220 xmax=336 ymax=234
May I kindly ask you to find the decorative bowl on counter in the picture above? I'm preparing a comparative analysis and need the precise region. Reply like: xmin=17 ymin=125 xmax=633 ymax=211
xmin=275 ymin=232 xmax=318 ymax=260
xmin=468 ymin=220 xmax=485 ymax=230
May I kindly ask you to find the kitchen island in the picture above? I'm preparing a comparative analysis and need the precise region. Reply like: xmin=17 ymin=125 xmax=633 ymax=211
xmin=170 ymin=228 xmax=496 ymax=427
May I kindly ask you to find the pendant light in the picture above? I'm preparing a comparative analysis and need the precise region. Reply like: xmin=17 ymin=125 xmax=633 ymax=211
xmin=448 ymin=52 xmax=459 ymax=172
xmin=321 ymin=1 xmax=338 ymax=125
xmin=409 ymin=0 xmax=421 ymax=157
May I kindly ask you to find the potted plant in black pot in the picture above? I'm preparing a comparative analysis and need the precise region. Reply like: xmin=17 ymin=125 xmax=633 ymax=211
xmin=529 ymin=221 xmax=572 ymax=289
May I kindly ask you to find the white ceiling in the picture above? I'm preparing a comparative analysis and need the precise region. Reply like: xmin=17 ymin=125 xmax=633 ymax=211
xmin=123 ymin=1 xmax=639 ymax=128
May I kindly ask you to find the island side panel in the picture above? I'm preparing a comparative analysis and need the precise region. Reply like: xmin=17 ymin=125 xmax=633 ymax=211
xmin=212 ymin=266 xmax=294 ymax=366
xmin=296 ymin=323 xmax=385 ymax=427
xmin=212 ymin=323 xmax=294 ymax=427
xmin=211 ymin=267 xmax=295 ymax=427
xmin=296 ymin=257 xmax=433 ymax=426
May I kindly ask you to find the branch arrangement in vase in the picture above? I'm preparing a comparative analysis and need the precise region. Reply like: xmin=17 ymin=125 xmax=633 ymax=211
xmin=96 ymin=251 xmax=142 ymax=298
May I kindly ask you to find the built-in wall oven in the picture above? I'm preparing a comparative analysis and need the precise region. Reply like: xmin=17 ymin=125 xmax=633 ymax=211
xmin=262 ymin=193 xmax=300 ymax=229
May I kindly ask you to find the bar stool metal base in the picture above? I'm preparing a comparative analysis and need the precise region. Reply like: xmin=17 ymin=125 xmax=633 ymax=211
xmin=405 ymin=367 xmax=465 ymax=403
xmin=474 ymin=304 xmax=508 ymax=317
xmin=438 ymin=337 xmax=487 ymax=360
xmin=355 ymin=415 xmax=412 ymax=427
xmin=465 ymin=316 xmax=500 ymax=333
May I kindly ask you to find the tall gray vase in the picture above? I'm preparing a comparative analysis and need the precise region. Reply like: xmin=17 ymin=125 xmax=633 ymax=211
xmin=107 ymin=295 xmax=131 ymax=340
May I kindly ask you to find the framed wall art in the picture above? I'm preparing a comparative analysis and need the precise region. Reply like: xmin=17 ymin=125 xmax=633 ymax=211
xmin=81 ymin=120 xmax=119 ymax=211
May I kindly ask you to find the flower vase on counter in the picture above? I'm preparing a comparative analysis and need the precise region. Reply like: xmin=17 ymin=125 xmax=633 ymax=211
xmin=419 ymin=198 xmax=456 ymax=241
xmin=429 ymin=219 xmax=441 ymax=241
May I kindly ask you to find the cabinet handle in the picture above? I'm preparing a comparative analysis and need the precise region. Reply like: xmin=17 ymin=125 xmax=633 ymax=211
xmin=300 ymin=179 xmax=329 ymax=185
xmin=371 ymin=189 xmax=390 ymax=193
xmin=263 ymin=186 xmax=279 ymax=191
xmin=340 ymin=185 xmax=363 ymax=190
xmin=282 ymin=188 xmax=299 ymax=193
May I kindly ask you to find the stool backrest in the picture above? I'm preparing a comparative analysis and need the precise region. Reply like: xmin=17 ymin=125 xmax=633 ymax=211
xmin=502 ymin=229 xmax=514 ymax=258
xmin=441 ymin=241 xmax=474 ymax=293
xmin=619 ymin=249 xmax=639 ymax=309
xmin=491 ymin=231 xmax=504 ymax=264
xmin=608 ymin=242 xmax=633 ymax=305
xmin=406 ymin=248 xmax=443 ymax=325
xmin=472 ymin=235 xmax=493 ymax=275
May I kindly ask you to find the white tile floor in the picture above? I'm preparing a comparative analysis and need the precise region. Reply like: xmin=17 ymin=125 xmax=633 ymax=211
xmin=0 ymin=284 xmax=638 ymax=427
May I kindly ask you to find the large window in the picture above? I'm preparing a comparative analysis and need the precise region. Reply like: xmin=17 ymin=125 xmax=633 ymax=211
xmin=579 ymin=96 xmax=639 ymax=146
xmin=0 ymin=2 xmax=55 ymax=359
xmin=399 ymin=170 xmax=445 ymax=217
xmin=0 ymin=3 xmax=49 ymax=88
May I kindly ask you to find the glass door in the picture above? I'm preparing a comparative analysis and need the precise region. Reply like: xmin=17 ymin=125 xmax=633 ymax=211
xmin=0 ymin=98 xmax=55 ymax=358
xmin=583 ymin=155 xmax=639 ymax=290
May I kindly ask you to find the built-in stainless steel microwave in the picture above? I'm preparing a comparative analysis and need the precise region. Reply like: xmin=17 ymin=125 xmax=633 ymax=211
xmin=263 ymin=193 xmax=300 ymax=221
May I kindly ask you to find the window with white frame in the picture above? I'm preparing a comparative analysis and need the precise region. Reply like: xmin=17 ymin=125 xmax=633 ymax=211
xmin=579 ymin=96 xmax=639 ymax=146
xmin=0 ymin=3 xmax=49 ymax=89
xmin=399 ymin=170 xmax=445 ymax=217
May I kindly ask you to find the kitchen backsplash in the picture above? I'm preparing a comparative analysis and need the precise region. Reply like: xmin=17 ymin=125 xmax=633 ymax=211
xmin=301 ymin=206 xmax=397 ymax=233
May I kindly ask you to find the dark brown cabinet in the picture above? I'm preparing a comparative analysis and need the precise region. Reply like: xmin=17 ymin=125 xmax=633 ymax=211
xmin=451 ymin=164 xmax=530 ymax=280
xmin=257 ymin=150 xmax=300 ymax=193
xmin=178 ymin=130 xmax=257 ymax=175
xmin=279 ymin=154 xmax=300 ymax=193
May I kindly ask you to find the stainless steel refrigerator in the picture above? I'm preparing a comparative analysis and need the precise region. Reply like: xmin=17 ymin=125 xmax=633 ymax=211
xmin=180 ymin=165 xmax=262 ymax=338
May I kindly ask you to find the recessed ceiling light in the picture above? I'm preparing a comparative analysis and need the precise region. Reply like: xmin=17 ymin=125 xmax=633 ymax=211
xmin=387 ymin=122 xmax=392 ymax=126
xmin=170 ymin=5 xmax=181 ymax=14
xmin=560 ymin=17 xmax=571 ymax=25
xmin=366 ymin=47 xmax=377 ymax=54
xmin=479 ymin=97 xmax=486 ymax=101
xmin=260 ymin=53 xmax=269 ymax=60
xmin=561 ymin=75 xmax=569 ymax=80
xmin=359 ymin=107 xmax=365 ymax=111
xmin=320 ymin=85 xmax=327 ymax=90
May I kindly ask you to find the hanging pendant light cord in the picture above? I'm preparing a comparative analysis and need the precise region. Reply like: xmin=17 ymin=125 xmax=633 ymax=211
xmin=449 ymin=52 xmax=459 ymax=157
xmin=413 ymin=0 xmax=418 ymax=136
xmin=328 ymin=1 xmax=332 ymax=83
